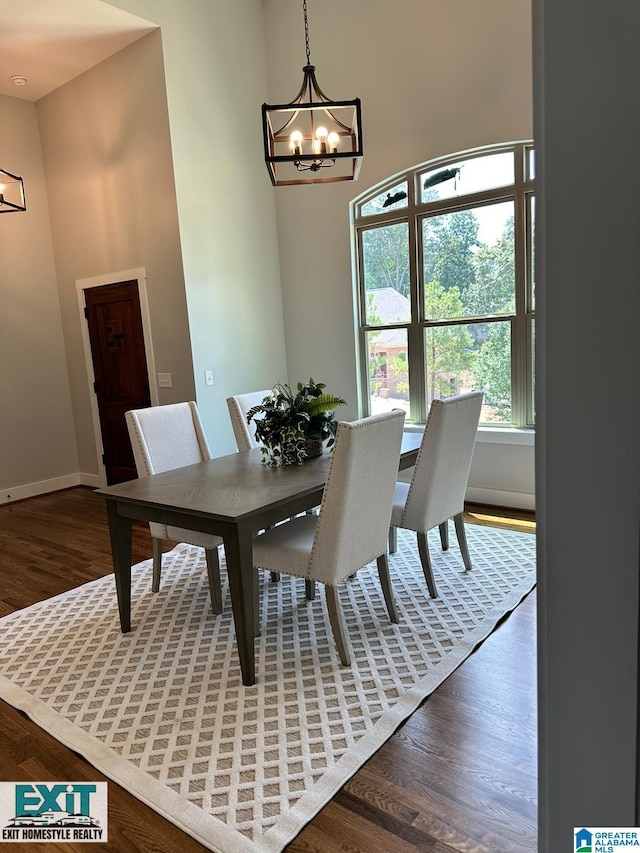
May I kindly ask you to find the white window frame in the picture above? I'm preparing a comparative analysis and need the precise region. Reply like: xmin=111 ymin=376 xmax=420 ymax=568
xmin=351 ymin=141 xmax=535 ymax=429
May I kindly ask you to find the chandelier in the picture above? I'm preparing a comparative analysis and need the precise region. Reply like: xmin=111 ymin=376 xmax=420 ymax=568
xmin=0 ymin=167 xmax=26 ymax=213
xmin=261 ymin=0 xmax=363 ymax=186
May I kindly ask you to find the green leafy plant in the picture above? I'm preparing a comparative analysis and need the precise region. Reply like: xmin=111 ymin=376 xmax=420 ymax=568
xmin=247 ymin=379 xmax=347 ymax=467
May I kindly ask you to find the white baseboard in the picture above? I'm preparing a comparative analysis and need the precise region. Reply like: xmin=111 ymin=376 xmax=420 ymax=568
xmin=466 ymin=486 xmax=535 ymax=512
xmin=397 ymin=470 xmax=535 ymax=512
xmin=0 ymin=473 xmax=103 ymax=505
xmin=79 ymin=473 xmax=103 ymax=488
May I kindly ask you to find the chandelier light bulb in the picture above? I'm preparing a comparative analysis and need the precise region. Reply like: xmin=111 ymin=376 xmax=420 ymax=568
xmin=290 ymin=130 xmax=303 ymax=156
xmin=313 ymin=127 xmax=327 ymax=155
xmin=327 ymin=132 xmax=339 ymax=154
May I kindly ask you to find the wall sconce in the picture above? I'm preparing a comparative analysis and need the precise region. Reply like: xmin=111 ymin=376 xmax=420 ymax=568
xmin=261 ymin=0 xmax=363 ymax=186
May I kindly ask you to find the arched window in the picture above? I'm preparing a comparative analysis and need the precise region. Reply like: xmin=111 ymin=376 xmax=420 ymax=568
xmin=352 ymin=141 xmax=535 ymax=428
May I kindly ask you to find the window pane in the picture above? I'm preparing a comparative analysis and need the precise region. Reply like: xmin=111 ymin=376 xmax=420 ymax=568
xmin=423 ymin=201 xmax=515 ymax=319
xmin=367 ymin=328 xmax=411 ymax=416
xmin=420 ymin=152 xmax=514 ymax=204
xmin=361 ymin=181 xmax=408 ymax=216
xmin=529 ymin=196 xmax=536 ymax=309
xmin=527 ymin=148 xmax=536 ymax=180
xmin=363 ymin=223 xmax=410 ymax=324
xmin=530 ymin=318 xmax=536 ymax=422
xmin=424 ymin=320 xmax=512 ymax=424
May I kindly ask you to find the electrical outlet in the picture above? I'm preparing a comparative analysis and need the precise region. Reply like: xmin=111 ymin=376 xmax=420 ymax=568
xmin=158 ymin=373 xmax=172 ymax=388
xmin=205 ymin=370 xmax=214 ymax=386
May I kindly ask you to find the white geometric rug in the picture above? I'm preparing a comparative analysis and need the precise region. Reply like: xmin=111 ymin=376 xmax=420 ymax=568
xmin=0 ymin=525 xmax=535 ymax=853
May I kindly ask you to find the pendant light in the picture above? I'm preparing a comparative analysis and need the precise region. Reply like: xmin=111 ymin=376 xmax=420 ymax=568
xmin=0 ymin=167 xmax=26 ymax=213
xmin=261 ymin=0 xmax=363 ymax=186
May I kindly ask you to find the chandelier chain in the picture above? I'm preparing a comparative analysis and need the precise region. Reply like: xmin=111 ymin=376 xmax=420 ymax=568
xmin=303 ymin=0 xmax=311 ymax=66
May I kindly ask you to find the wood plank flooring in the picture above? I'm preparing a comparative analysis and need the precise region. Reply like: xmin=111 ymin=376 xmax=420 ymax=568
xmin=0 ymin=487 xmax=537 ymax=852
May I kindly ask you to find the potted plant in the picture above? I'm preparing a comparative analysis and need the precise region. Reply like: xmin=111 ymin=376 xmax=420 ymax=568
xmin=247 ymin=379 xmax=347 ymax=467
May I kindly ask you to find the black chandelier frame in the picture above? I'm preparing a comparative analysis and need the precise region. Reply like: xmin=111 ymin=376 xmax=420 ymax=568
xmin=0 ymin=168 xmax=26 ymax=213
xmin=261 ymin=1 xmax=363 ymax=186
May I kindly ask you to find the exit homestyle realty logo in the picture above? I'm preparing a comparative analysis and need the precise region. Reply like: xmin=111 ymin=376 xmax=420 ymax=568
xmin=575 ymin=827 xmax=640 ymax=852
xmin=0 ymin=782 xmax=107 ymax=843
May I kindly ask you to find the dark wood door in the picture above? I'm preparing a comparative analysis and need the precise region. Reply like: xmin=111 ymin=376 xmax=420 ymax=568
xmin=85 ymin=280 xmax=152 ymax=485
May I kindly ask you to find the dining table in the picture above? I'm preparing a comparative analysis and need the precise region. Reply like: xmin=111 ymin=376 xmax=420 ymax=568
xmin=97 ymin=430 xmax=422 ymax=686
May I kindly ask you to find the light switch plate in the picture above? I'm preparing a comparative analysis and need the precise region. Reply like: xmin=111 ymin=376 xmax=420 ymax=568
xmin=158 ymin=372 xmax=172 ymax=388
xmin=205 ymin=370 xmax=214 ymax=386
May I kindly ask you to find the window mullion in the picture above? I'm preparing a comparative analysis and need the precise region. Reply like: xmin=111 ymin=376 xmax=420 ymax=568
xmin=354 ymin=227 xmax=372 ymax=416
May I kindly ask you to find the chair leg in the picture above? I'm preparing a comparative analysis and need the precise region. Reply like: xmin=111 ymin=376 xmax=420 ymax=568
xmin=152 ymin=538 xmax=163 ymax=592
xmin=454 ymin=512 xmax=473 ymax=571
xmin=262 ymin=527 xmax=280 ymax=582
xmin=205 ymin=547 xmax=223 ymax=615
xmin=376 ymin=554 xmax=398 ymax=623
xmin=254 ymin=568 xmax=261 ymax=637
xmin=388 ymin=526 xmax=397 ymax=554
xmin=325 ymin=586 xmax=350 ymax=666
xmin=439 ymin=521 xmax=449 ymax=551
xmin=305 ymin=579 xmax=316 ymax=600
xmin=417 ymin=532 xmax=438 ymax=598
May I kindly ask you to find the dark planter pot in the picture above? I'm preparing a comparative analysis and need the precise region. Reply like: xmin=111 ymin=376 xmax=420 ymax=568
xmin=304 ymin=437 xmax=324 ymax=459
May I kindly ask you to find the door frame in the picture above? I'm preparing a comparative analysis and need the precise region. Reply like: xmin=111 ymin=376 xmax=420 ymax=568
xmin=77 ymin=267 xmax=158 ymax=487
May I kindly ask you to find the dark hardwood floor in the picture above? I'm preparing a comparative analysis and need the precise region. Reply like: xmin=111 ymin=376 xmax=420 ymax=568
xmin=0 ymin=487 xmax=536 ymax=852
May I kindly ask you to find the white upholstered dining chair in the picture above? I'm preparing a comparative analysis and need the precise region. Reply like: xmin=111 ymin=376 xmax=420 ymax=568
xmin=389 ymin=391 xmax=483 ymax=599
xmin=125 ymin=402 xmax=224 ymax=613
xmin=226 ymin=389 xmax=273 ymax=451
xmin=253 ymin=409 xmax=406 ymax=666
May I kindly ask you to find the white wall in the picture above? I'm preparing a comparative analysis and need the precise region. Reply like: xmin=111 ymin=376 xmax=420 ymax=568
xmin=264 ymin=0 xmax=535 ymax=508
xmin=0 ymin=95 xmax=78 ymax=501
xmin=3 ymin=0 xmax=288 ymax=499
xmin=37 ymin=31 xmax=195 ymax=480
xmin=107 ymin=0 xmax=288 ymax=458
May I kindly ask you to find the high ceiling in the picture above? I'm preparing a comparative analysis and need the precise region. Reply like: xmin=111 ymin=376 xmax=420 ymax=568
xmin=0 ymin=0 xmax=157 ymax=102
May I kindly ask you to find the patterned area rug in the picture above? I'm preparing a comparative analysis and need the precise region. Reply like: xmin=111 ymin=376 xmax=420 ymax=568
xmin=0 ymin=525 xmax=535 ymax=853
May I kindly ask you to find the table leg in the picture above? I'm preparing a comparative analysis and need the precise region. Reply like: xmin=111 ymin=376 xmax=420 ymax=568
xmin=106 ymin=498 xmax=132 ymax=633
xmin=223 ymin=525 xmax=256 ymax=686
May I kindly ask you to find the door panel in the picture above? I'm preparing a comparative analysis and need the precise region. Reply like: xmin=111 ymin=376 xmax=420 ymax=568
xmin=85 ymin=280 xmax=152 ymax=484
